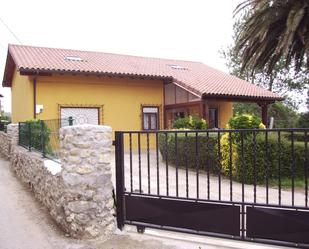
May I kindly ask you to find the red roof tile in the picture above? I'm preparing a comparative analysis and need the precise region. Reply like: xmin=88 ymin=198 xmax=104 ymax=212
xmin=3 ymin=44 xmax=282 ymax=101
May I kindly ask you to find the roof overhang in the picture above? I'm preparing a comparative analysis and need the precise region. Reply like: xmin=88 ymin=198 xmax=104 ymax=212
xmin=202 ymin=93 xmax=284 ymax=103
xmin=2 ymin=49 xmax=16 ymax=87
xmin=18 ymin=67 xmax=173 ymax=82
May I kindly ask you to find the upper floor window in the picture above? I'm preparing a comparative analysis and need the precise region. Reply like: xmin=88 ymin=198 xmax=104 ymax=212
xmin=142 ymin=106 xmax=159 ymax=130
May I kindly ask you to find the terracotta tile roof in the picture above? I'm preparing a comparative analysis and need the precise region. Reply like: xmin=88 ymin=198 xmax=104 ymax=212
xmin=3 ymin=44 xmax=282 ymax=101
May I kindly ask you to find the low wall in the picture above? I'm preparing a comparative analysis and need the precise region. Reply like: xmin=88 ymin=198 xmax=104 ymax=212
xmin=0 ymin=131 xmax=11 ymax=159
xmin=11 ymin=147 xmax=67 ymax=230
xmin=1 ymin=123 xmax=116 ymax=239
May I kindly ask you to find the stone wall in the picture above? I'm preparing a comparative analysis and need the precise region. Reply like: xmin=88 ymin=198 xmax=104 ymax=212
xmin=3 ymin=123 xmax=116 ymax=239
xmin=11 ymin=147 xmax=66 ymax=230
xmin=0 ymin=124 xmax=19 ymax=159
xmin=0 ymin=131 xmax=11 ymax=159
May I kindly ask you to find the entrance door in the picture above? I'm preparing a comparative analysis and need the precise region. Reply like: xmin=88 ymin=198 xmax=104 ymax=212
xmin=60 ymin=107 xmax=99 ymax=125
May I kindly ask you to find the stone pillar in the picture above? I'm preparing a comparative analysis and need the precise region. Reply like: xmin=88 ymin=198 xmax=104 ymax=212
xmin=59 ymin=124 xmax=116 ymax=239
xmin=7 ymin=123 xmax=19 ymax=158
xmin=7 ymin=123 xmax=19 ymax=146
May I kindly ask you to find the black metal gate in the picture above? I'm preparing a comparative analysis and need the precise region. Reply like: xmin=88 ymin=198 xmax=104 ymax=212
xmin=115 ymin=129 xmax=309 ymax=248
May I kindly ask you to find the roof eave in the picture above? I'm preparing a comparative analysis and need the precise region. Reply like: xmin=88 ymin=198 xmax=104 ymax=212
xmin=202 ymin=93 xmax=284 ymax=102
xmin=18 ymin=67 xmax=173 ymax=82
xmin=2 ymin=48 xmax=16 ymax=88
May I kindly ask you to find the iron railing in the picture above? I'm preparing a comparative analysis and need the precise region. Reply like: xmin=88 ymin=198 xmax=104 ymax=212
xmin=0 ymin=120 xmax=10 ymax=133
xmin=18 ymin=117 xmax=74 ymax=160
xmin=115 ymin=128 xmax=309 ymax=248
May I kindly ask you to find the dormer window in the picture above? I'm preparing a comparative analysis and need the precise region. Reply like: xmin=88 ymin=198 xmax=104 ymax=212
xmin=167 ymin=64 xmax=188 ymax=70
xmin=64 ymin=56 xmax=83 ymax=62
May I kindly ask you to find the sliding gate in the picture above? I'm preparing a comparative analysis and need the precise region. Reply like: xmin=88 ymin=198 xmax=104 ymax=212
xmin=115 ymin=129 xmax=309 ymax=248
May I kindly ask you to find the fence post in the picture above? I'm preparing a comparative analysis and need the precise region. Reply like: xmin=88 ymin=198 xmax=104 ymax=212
xmin=18 ymin=122 xmax=20 ymax=146
xmin=40 ymin=120 xmax=46 ymax=157
xmin=68 ymin=116 xmax=73 ymax=126
xmin=28 ymin=122 xmax=31 ymax=152
xmin=115 ymin=131 xmax=125 ymax=230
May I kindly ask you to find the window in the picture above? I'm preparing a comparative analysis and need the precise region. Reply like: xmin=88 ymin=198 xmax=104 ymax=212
xmin=142 ymin=106 xmax=159 ymax=130
xmin=209 ymin=108 xmax=218 ymax=128
xmin=64 ymin=56 xmax=84 ymax=62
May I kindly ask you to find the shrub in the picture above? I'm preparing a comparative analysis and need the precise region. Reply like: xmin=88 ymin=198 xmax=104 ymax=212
xmin=221 ymin=132 xmax=306 ymax=184
xmin=158 ymin=132 xmax=219 ymax=173
xmin=172 ymin=115 xmax=207 ymax=130
xmin=228 ymin=114 xmax=264 ymax=129
xmin=25 ymin=119 xmax=51 ymax=153
xmin=297 ymin=112 xmax=309 ymax=128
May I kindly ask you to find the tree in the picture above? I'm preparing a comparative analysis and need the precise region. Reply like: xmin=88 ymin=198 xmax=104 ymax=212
xmin=233 ymin=102 xmax=299 ymax=128
xmin=221 ymin=11 xmax=307 ymax=102
xmin=306 ymin=89 xmax=309 ymax=110
xmin=221 ymin=8 xmax=306 ymax=127
xmin=234 ymin=0 xmax=309 ymax=74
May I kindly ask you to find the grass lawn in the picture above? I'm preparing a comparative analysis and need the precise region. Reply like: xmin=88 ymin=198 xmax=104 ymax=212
xmin=269 ymin=177 xmax=309 ymax=189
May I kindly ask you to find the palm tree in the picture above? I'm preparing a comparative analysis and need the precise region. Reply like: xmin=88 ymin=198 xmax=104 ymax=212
xmin=235 ymin=0 xmax=309 ymax=74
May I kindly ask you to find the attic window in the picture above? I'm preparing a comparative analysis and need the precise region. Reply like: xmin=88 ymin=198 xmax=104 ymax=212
xmin=167 ymin=64 xmax=188 ymax=70
xmin=65 ymin=56 xmax=83 ymax=62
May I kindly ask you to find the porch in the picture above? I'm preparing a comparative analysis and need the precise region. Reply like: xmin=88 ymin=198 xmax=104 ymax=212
xmin=163 ymin=82 xmax=273 ymax=129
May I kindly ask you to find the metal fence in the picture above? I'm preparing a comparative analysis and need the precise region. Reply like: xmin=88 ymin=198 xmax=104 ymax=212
xmin=115 ymin=128 xmax=309 ymax=248
xmin=18 ymin=117 xmax=73 ymax=160
xmin=0 ymin=120 xmax=10 ymax=132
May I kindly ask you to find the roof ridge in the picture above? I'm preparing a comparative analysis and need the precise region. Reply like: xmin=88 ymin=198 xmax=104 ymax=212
xmin=8 ymin=44 xmax=203 ymax=64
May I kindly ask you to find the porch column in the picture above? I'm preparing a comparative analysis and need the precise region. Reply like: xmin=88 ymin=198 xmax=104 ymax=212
xmin=199 ymin=100 xmax=206 ymax=119
xmin=204 ymin=100 xmax=209 ymax=123
xmin=259 ymin=102 xmax=269 ymax=127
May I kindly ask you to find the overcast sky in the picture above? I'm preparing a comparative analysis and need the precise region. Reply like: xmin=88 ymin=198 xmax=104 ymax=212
xmin=1 ymin=0 xmax=243 ymax=112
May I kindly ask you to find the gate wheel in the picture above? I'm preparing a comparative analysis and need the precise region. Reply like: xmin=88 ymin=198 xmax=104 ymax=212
xmin=137 ymin=226 xmax=145 ymax=234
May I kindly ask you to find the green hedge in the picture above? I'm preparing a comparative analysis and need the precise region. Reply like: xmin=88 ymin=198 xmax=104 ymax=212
xmin=159 ymin=131 xmax=307 ymax=185
xmin=21 ymin=120 xmax=52 ymax=154
xmin=158 ymin=133 xmax=219 ymax=173
xmin=234 ymin=134 xmax=305 ymax=184
xmin=221 ymin=132 xmax=306 ymax=184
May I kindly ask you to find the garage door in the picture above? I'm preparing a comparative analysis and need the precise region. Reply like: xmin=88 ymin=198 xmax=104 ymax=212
xmin=60 ymin=107 xmax=99 ymax=126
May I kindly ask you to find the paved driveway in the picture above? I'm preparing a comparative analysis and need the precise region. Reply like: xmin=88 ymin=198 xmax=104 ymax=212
xmin=111 ymin=150 xmax=306 ymax=207
xmin=0 ymin=155 xmax=286 ymax=249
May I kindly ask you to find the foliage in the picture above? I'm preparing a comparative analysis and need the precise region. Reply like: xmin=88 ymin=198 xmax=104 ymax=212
xmin=297 ymin=112 xmax=309 ymax=128
xmin=172 ymin=115 xmax=207 ymax=130
xmin=221 ymin=132 xmax=306 ymax=184
xmin=221 ymin=8 xmax=308 ymax=109
xmin=228 ymin=114 xmax=263 ymax=129
xmin=233 ymin=102 xmax=300 ymax=128
xmin=234 ymin=0 xmax=309 ymax=74
xmin=158 ymin=132 xmax=218 ymax=172
xmin=23 ymin=119 xmax=51 ymax=153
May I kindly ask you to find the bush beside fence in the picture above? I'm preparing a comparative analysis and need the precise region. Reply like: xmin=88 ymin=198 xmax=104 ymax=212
xmin=19 ymin=117 xmax=73 ymax=160
xmin=158 ymin=132 xmax=219 ymax=173
xmin=221 ymin=132 xmax=307 ymax=184
xmin=158 ymin=129 xmax=308 ymax=185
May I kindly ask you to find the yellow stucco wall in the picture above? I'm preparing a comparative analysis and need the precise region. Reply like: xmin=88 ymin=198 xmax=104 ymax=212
xmin=35 ymin=74 xmax=164 ymax=131
xmin=208 ymin=100 xmax=233 ymax=128
xmin=11 ymin=70 xmax=34 ymax=123
xmin=10 ymin=70 xmax=233 ymax=131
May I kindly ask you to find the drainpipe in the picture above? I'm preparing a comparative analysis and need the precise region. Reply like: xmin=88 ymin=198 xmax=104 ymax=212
xmin=33 ymin=76 xmax=37 ymax=119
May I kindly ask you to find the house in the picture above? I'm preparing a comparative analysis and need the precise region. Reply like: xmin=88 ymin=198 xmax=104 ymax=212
xmin=2 ymin=44 xmax=282 ymax=131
